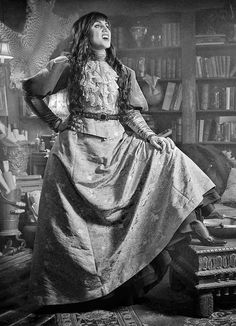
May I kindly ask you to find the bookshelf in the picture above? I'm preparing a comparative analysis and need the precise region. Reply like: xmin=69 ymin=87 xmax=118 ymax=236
xmin=113 ymin=6 xmax=236 ymax=150
xmin=196 ymin=40 xmax=236 ymax=147
xmin=113 ymin=12 xmax=184 ymax=143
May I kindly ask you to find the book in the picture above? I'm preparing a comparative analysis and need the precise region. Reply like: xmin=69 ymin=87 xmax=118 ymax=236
xmin=198 ymin=119 xmax=204 ymax=142
xmin=169 ymin=83 xmax=179 ymax=110
xmin=196 ymin=56 xmax=203 ymax=78
xmin=172 ymin=83 xmax=182 ymax=111
xmin=161 ymin=82 xmax=177 ymax=111
xmin=196 ymin=85 xmax=200 ymax=111
xmin=200 ymin=83 xmax=209 ymax=110
xmin=16 ymin=174 xmax=42 ymax=181
xmin=161 ymin=58 xmax=167 ymax=79
xmin=155 ymin=57 xmax=162 ymax=77
xmin=175 ymin=117 xmax=182 ymax=143
xmin=203 ymin=119 xmax=212 ymax=142
xmin=195 ymin=34 xmax=226 ymax=45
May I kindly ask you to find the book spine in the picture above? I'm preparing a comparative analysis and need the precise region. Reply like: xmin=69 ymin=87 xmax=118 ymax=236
xmin=155 ymin=57 xmax=162 ymax=77
xmin=198 ymin=119 xmax=204 ymax=142
xmin=161 ymin=82 xmax=177 ymax=111
xmin=172 ymin=83 xmax=182 ymax=111
xmin=200 ymin=83 xmax=209 ymax=110
xmin=161 ymin=58 xmax=167 ymax=79
xmin=202 ymin=119 xmax=212 ymax=142
xmin=176 ymin=117 xmax=182 ymax=142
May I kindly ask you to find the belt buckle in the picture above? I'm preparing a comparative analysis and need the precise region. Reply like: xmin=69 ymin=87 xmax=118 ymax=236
xmin=99 ymin=113 xmax=107 ymax=121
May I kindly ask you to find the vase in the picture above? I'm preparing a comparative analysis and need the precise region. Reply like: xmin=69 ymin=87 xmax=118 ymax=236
xmin=0 ymin=141 xmax=30 ymax=176
xmin=130 ymin=23 xmax=147 ymax=48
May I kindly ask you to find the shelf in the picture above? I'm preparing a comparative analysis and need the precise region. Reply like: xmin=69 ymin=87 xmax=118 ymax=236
xmin=196 ymin=110 xmax=236 ymax=116
xmin=199 ymin=141 xmax=236 ymax=145
xmin=159 ymin=78 xmax=182 ymax=83
xmin=196 ymin=78 xmax=236 ymax=83
xmin=137 ymin=77 xmax=181 ymax=83
xmin=118 ymin=46 xmax=181 ymax=53
xmin=144 ymin=110 xmax=182 ymax=115
xmin=196 ymin=43 xmax=236 ymax=52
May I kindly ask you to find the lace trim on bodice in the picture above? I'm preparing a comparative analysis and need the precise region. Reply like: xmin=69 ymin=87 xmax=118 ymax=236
xmin=80 ymin=60 xmax=119 ymax=114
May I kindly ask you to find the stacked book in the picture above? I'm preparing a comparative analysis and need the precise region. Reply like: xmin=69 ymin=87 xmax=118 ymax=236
xmin=16 ymin=174 xmax=43 ymax=194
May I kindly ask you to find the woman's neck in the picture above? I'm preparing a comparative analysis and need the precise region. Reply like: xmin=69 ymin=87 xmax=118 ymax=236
xmin=92 ymin=48 xmax=106 ymax=61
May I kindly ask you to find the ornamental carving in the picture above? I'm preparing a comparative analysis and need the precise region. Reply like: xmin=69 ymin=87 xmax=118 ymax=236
xmin=199 ymin=253 xmax=236 ymax=271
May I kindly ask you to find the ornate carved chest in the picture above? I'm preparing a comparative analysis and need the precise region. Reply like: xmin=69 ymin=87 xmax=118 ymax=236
xmin=170 ymin=239 xmax=236 ymax=317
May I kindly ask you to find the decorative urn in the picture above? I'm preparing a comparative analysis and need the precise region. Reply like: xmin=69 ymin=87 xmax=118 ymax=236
xmin=130 ymin=22 xmax=147 ymax=48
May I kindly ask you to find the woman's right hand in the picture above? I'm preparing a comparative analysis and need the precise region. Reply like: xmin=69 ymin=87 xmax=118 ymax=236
xmin=149 ymin=135 xmax=175 ymax=153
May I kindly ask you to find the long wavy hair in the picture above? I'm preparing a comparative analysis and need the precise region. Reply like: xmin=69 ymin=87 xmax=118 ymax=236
xmin=67 ymin=12 xmax=131 ymax=112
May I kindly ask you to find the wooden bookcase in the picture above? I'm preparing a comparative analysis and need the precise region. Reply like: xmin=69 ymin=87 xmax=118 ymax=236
xmin=113 ymin=6 xmax=236 ymax=153
xmin=113 ymin=12 xmax=185 ymax=143
xmin=195 ymin=43 xmax=236 ymax=148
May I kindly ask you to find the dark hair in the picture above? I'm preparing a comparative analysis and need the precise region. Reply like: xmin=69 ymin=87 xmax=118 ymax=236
xmin=67 ymin=11 xmax=131 ymax=111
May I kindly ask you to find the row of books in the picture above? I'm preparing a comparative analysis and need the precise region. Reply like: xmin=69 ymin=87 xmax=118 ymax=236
xmin=197 ymin=84 xmax=236 ymax=111
xmin=145 ymin=115 xmax=236 ymax=144
xmin=196 ymin=55 xmax=236 ymax=78
xmin=161 ymin=82 xmax=182 ymax=111
xmin=197 ymin=117 xmax=236 ymax=143
xmin=121 ymin=56 xmax=181 ymax=79
xmin=161 ymin=22 xmax=181 ymax=47
xmin=121 ymin=55 xmax=236 ymax=80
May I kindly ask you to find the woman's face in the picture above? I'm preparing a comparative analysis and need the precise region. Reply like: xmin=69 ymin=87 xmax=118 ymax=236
xmin=89 ymin=19 xmax=111 ymax=50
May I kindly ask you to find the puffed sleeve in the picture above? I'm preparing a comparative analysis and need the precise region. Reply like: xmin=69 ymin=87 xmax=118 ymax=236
xmin=22 ymin=56 xmax=70 ymax=132
xmin=128 ymin=68 xmax=148 ymax=112
xmin=122 ymin=67 xmax=156 ymax=141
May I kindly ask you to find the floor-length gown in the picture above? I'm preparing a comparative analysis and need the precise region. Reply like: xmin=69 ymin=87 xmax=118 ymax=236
xmin=23 ymin=56 xmax=216 ymax=306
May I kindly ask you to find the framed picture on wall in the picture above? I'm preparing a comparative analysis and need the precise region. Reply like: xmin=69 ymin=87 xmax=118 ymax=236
xmin=0 ymin=65 xmax=8 ymax=116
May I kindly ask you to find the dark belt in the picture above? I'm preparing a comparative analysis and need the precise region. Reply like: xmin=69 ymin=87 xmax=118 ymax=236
xmin=72 ymin=111 xmax=121 ymax=121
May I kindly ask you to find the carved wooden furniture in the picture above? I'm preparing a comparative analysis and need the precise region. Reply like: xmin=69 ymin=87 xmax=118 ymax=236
xmin=169 ymin=239 xmax=236 ymax=317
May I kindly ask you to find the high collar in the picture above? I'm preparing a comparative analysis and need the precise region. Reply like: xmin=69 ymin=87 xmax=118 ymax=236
xmin=91 ymin=49 xmax=106 ymax=61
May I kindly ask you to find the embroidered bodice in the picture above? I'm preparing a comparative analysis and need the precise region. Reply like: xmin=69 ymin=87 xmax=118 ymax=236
xmin=80 ymin=59 xmax=119 ymax=114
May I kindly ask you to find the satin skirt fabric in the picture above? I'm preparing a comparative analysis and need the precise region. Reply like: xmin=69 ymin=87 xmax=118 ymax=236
xmin=29 ymin=127 xmax=215 ymax=306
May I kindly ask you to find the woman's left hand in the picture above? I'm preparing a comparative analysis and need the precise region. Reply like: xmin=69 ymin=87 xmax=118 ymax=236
xmin=149 ymin=136 xmax=175 ymax=153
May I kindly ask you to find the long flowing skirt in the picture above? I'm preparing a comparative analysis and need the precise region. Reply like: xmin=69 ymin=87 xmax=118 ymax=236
xmin=29 ymin=128 xmax=215 ymax=306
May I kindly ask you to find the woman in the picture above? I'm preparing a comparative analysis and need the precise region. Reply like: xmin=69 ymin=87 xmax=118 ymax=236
xmin=22 ymin=12 xmax=225 ymax=311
